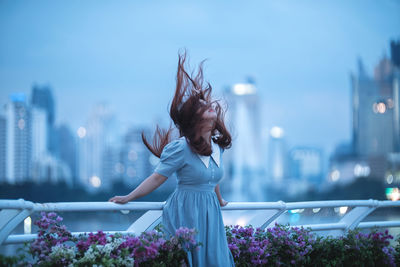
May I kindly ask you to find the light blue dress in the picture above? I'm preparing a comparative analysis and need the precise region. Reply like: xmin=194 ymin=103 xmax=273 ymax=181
xmin=155 ymin=136 xmax=235 ymax=267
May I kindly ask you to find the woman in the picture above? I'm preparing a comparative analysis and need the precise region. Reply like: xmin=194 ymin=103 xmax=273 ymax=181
xmin=109 ymin=52 xmax=235 ymax=266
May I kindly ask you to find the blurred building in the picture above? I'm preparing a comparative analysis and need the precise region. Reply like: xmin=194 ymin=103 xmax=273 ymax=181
xmin=102 ymin=145 xmax=121 ymax=188
xmin=30 ymin=107 xmax=47 ymax=161
xmin=4 ymin=93 xmax=31 ymax=184
xmin=391 ymin=40 xmax=400 ymax=68
xmin=267 ymin=126 xmax=288 ymax=184
xmin=266 ymin=128 xmax=324 ymax=197
xmin=289 ymin=146 xmax=324 ymax=185
xmin=30 ymin=85 xmax=57 ymax=156
xmin=30 ymin=107 xmax=48 ymax=183
xmin=223 ymin=81 xmax=264 ymax=201
xmin=56 ymin=124 xmax=78 ymax=186
xmin=120 ymin=127 xmax=154 ymax=188
xmin=77 ymin=103 xmax=121 ymax=191
xmin=30 ymin=153 xmax=72 ymax=185
xmin=28 ymin=85 xmax=72 ymax=185
xmin=0 ymin=115 xmax=6 ymax=182
xmin=352 ymin=57 xmax=399 ymax=158
xmin=328 ymin=40 xmax=400 ymax=188
xmin=328 ymin=143 xmax=359 ymax=186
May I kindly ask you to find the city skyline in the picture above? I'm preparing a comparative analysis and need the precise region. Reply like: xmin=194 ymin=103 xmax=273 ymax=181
xmin=0 ymin=43 xmax=399 ymax=199
xmin=1 ymin=1 xmax=399 ymax=157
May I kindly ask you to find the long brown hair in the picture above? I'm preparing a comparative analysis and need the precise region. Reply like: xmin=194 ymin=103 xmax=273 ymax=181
xmin=142 ymin=51 xmax=232 ymax=157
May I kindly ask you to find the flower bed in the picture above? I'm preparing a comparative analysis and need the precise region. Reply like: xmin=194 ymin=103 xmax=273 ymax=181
xmin=2 ymin=212 xmax=199 ymax=266
xmin=1 ymin=212 xmax=400 ymax=266
xmin=226 ymin=224 xmax=398 ymax=266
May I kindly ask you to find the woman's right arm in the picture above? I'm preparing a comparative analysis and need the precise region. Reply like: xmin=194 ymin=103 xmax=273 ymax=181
xmin=108 ymin=172 xmax=167 ymax=204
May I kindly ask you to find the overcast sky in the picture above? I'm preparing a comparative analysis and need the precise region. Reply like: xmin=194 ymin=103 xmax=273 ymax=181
xmin=0 ymin=0 xmax=399 ymax=156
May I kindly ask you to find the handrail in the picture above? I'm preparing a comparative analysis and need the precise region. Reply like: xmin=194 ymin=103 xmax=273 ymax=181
xmin=31 ymin=201 xmax=165 ymax=212
xmin=1 ymin=199 xmax=399 ymax=245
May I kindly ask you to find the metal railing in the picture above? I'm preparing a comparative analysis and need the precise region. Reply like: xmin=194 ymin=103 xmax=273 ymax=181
xmin=1 ymin=199 xmax=399 ymax=246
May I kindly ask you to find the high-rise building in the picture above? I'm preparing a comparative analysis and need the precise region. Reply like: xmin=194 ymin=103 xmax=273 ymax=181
xmin=56 ymin=124 xmax=78 ymax=185
xmin=391 ymin=40 xmax=400 ymax=68
xmin=102 ymin=145 xmax=121 ymax=188
xmin=27 ymin=86 xmax=71 ymax=185
xmin=1 ymin=87 xmax=72 ymax=185
xmin=77 ymin=104 xmax=121 ymax=191
xmin=289 ymin=146 xmax=323 ymax=184
xmin=223 ymin=82 xmax=264 ymax=201
xmin=30 ymin=85 xmax=57 ymax=155
xmin=121 ymin=128 xmax=154 ymax=188
xmin=0 ymin=115 xmax=6 ymax=183
xmin=4 ymin=93 xmax=31 ymax=184
xmin=352 ymin=47 xmax=400 ymax=156
xmin=328 ymin=142 xmax=371 ymax=186
xmin=351 ymin=50 xmax=400 ymax=178
xmin=30 ymin=108 xmax=47 ymax=162
xmin=30 ymin=107 xmax=48 ymax=183
xmin=329 ymin=40 xmax=400 ymax=187
xmin=267 ymin=126 xmax=288 ymax=183
xmin=30 ymin=152 xmax=72 ymax=185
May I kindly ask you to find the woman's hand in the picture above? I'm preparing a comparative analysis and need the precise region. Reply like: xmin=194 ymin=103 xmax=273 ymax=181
xmin=215 ymin=184 xmax=228 ymax=207
xmin=108 ymin=173 xmax=167 ymax=204
xmin=219 ymin=199 xmax=228 ymax=207
xmin=108 ymin=195 xmax=130 ymax=204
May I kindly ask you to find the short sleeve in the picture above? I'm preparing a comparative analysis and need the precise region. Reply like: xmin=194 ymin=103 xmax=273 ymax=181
xmin=154 ymin=139 xmax=185 ymax=178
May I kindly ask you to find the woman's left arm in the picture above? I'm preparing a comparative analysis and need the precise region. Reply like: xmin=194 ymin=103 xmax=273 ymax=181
xmin=215 ymin=184 xmax=228 ymax=207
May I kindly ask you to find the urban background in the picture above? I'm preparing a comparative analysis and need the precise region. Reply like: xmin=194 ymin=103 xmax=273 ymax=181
xmin=0 ymin=1 xmax=400 ymax=204
xmin=1 ymin=39 xmax=399 ymax=203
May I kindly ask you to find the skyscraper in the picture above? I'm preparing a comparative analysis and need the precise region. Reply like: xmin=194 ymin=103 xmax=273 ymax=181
xmin=328 ymin=40 xmax=400 ymax=187
xmin=0 ymin=115 xmax=6 ymax=183
xmin=30 ymin=85 xmax=57 ymax=155
xmin=267 ymin=126 xmax=288 ymax=183
xmin=30 ymin=107 xmax=47 ymax=183
xmin=56 ymin=124 xmax=78 ymax=186
xmin=351 ymin=49 xmax=400 ymax=178
xmin=30 ymin=85 xmax=55 ymax=125
xmin=27 ymin=85 xmax=72 ymax=185
xmin=223 ymin=82 xmax=264 ymax=201
xmin=391 ymin=40 xmax=400 ymax=68
xmin=30 ymin=107 xmax=47 ymax=162
xmin=289 ymin=146 xmax=323 ymax=184
xmin=77 ymin=103 xmax=121 ymax=191
xmin=121 ymin=127 xmax=153 ymax=188
xmin=352 ymin=52 xmax=400 ymax=157
xmin=4 ymin=93 xmax=31 ymax=184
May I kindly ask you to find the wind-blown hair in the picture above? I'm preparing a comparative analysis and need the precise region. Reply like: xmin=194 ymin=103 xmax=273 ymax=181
xmin=142 ymin=51 xmax=232 ymax=157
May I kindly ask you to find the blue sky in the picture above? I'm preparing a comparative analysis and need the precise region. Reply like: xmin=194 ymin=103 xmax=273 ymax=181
xmin=0 ymin=0 xmax=399 ymax=156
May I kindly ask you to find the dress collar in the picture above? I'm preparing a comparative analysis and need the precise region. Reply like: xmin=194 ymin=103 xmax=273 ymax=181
xmin=197 ymin=141 xmax=220 ymax=168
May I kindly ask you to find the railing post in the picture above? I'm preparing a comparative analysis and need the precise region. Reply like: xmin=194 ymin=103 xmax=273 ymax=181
xmin=328 ymin=199 xmax=378 ymax=237
xmin=259 ymin=201 xmax=287 ymax=229
xmin=0 ymin=199 xmax=34 ymax=245
xmin=126 ymin=208 xmax=164 ymax=234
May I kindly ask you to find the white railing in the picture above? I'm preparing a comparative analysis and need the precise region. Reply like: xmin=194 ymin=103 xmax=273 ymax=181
xmin=1 ymin=199 xmax=399 ymax=245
